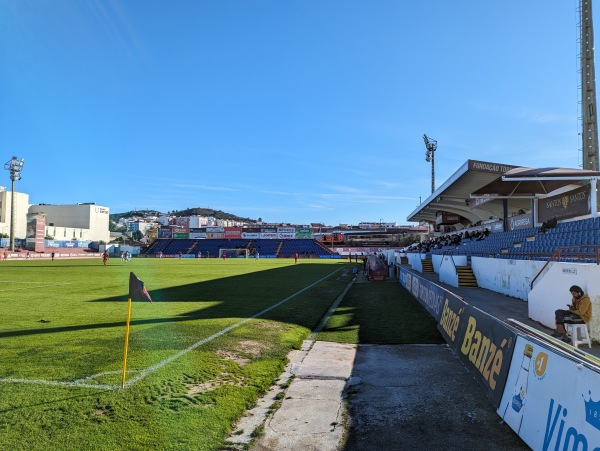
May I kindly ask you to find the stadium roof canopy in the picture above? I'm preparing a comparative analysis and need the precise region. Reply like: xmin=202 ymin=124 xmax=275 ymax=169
xmin=406 ymin=160 xmax=600 ymax=225
xmin=472 ymin=166 xmax=600 ymax=196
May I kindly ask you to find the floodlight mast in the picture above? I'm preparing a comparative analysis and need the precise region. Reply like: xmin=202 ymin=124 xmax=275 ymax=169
xmin=423 ymin=134 xmax=437 ymax=194
xmin=4 ymin=156 xmax=24 ymax=251
xmin=579 ymin=0 xmax=600 ymax=211
xmin=580 ymin=0 xmax=599 ymax=173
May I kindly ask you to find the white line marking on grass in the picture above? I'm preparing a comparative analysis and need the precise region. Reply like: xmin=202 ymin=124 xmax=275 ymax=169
xmin=0 ymin=265 xmax=347 ymax=391
xmin=0 ymin=377 xmax=115 ymax=390
xmin=0 ymin=281 xmax=72 ymax=293
xmin=0 ymin=281 xmax=72 ymax=284
xmin=124 ymin=265 xmax=345 ymax=388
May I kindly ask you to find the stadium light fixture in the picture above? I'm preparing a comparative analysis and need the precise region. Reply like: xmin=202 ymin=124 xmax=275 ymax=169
xmin=4 ymin=156 xmax=25 ymax=251
xmin=423 ymin=134 xmax=437 ymax=194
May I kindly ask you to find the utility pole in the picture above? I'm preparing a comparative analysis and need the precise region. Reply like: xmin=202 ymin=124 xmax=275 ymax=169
xmin=423 ymin=134 xmax=437 ymax=193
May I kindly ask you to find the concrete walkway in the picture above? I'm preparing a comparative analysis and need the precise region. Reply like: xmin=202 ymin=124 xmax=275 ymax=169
xmin=251 ymin=341 xmax=356 ymax=451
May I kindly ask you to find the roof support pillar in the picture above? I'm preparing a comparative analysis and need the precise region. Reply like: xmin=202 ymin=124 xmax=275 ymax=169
xmin=592 ymin=178 xmax=598 ymax=217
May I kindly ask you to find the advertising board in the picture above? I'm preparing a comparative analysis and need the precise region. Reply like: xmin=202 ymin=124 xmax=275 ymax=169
xmin=296 ymin=228 xmax=314 ymax=238
xmin=277 ymin=227 xmax=295 ymax=233
xmin=224 ymin=228 xmax=242 ymax=238
xmin=399 ymin=267 xmax=445 ymax=321
xmin=158 ymin=228 xmax=172 ymax=239
xmin=278 ymin=233 xmax=295 ymax=239
xmin=498 ymin=336 xmax=600 ymax=449
xmin=507 ymin=213 xmax=533 ymax=231
xmin=537 ymin=185 xmax=591 ymax=223
xmin=399 ymin=267 xmax=516 ymax=408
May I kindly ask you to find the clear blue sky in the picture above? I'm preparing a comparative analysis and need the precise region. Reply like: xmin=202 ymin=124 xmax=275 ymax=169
xmin=0 ymin=1 xmax=591 ymax=225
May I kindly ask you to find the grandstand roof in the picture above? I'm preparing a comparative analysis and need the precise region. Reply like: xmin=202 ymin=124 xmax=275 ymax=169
xmin=472 ymin=166 xmax=600 ymax=196
xmin=406 ymin=161 xmax=600 ymax=225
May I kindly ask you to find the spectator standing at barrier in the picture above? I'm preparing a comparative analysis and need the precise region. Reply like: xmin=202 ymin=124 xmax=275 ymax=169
xmin=179 ymin=251 xmax=182 ymax=260
xmin=552 ymin=285 xmax=592 ymax=343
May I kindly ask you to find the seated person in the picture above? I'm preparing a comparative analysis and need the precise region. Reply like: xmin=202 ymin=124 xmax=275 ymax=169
xmin=539 ymin=216 xmax=558 ymax=234
xmin=552 ymin=285 xmax=592 ymax=343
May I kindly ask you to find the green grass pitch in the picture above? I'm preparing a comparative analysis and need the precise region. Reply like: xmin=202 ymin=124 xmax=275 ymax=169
xmin=0 ymin=256 xmax=440 ymax=450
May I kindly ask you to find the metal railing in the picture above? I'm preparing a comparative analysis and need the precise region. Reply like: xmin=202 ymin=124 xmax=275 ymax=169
xmin=530 ymin=246 xmax=600 ymax=289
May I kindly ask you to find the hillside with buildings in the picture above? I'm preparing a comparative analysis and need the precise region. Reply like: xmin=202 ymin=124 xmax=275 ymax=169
xmin=110 ymin=209 xmax=257 ymax=230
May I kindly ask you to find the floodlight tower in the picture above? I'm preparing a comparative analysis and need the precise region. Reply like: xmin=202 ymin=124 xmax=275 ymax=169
xmin=423 ymin=134 xmax=437 ymax=193
xmin=4 ymin=156 xmax=24 ymax=251
xmin=580 ymin=0 xmax=599 ymax=173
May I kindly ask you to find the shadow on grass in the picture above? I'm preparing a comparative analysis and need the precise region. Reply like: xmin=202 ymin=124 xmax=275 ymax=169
xmin=0 ymin=263 xmax=351 ymax=339
xmin=318 ymin=280 xmax=444 ymax=344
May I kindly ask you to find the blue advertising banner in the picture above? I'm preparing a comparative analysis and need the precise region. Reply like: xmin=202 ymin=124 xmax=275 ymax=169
xmin=44 ymin=240 xmax=92 ymax=249
xmin=451 ymin=304 xmax=517 ymax=408
xmin=398 ymin=267 xmax=447 ymax=322
xmin=399 ymin=267 xmax=516 ymax=409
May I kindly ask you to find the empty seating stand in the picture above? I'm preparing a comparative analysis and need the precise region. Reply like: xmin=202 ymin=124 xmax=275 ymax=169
xmin=143 ymin=238 xmax=335 ymax=258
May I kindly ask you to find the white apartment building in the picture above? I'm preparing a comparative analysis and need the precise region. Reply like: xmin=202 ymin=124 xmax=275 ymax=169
xmin=28 ymin=203 xmax=110 ymax=243
xmin=127 ymin=220 xmax=155 ymax=235
xmin=0 ymin=187 xmax=30 ymax=240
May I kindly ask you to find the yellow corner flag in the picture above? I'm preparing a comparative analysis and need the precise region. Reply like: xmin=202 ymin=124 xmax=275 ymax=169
xmin=122 ymin=272 xmax=153 ymax=389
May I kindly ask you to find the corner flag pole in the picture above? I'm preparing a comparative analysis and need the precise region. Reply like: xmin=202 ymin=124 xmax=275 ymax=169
xmin=121 ymin=296 xmax=133 ymax=389
xmin=122 ymin=272 xmax=153 ymax=389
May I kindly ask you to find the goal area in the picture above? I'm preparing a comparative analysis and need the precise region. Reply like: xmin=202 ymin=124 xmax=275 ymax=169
xmin=218 ymin=248 xmax=249 ymax=258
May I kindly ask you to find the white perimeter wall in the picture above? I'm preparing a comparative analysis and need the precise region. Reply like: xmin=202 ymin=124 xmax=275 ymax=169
xmin=470 ymin=256 xmax=600 ymax=341
xmin=471 ymin=257 xmax=544 ymax=301
xmin=406 ymin=252 xmax=424 ymax=272
xmin=435 ymin=254 xmax=467 ymax=287
xmin=528 ymin=262 xmax=600 ymax=339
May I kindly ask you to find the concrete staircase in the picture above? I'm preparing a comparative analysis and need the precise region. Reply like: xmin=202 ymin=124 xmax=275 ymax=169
xmin=422 ymin=258 xmax=434 ymax=273
xmin=456 ymin=266 xmax=478 ymax=287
